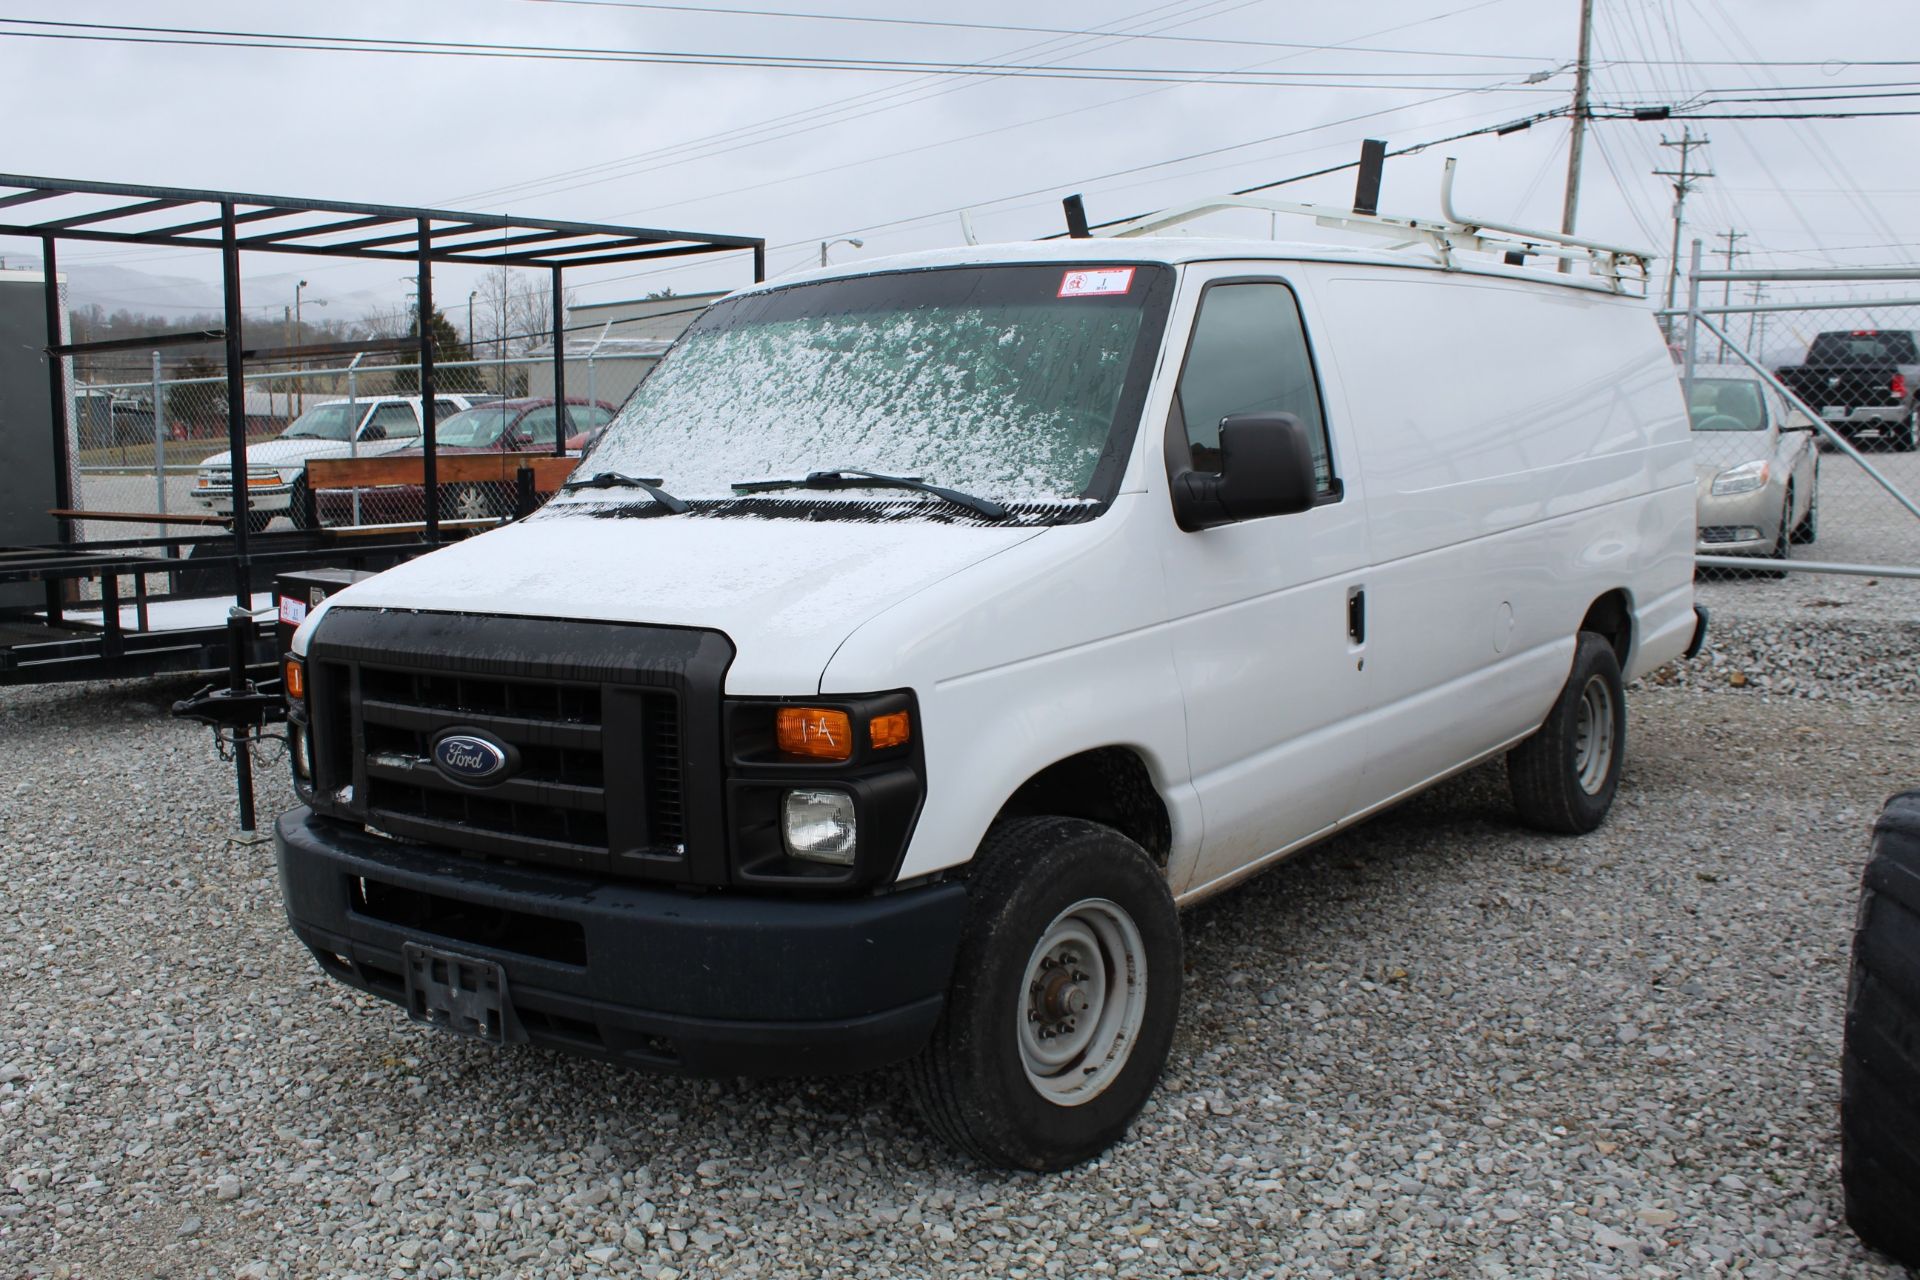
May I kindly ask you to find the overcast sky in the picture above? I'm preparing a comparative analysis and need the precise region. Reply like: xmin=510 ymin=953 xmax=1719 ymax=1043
xmin=2 ymin=0 xmax=1915 ymax=323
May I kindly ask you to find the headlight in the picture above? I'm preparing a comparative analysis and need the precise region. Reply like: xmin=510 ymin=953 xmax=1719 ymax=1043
xmin=1711 ymin=460 xmax=1770 ymax=496
xmin=782 ymin=789 xmax=857 ymax=865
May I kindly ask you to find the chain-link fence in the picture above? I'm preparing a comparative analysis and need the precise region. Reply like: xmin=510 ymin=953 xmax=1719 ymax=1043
xmin=61 ymin=349 xmax=658 ymax=543
xmin=1677 ymin=263 xmax=1920 ymax=586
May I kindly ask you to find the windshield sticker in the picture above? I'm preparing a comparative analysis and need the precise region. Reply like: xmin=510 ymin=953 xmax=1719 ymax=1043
xmin=1058 ymin=267 xmax=1135 ymax=298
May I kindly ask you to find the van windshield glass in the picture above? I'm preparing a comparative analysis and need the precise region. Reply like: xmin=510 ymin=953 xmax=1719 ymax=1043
xmin=574 ymin=264 xmax=1168 ymax=507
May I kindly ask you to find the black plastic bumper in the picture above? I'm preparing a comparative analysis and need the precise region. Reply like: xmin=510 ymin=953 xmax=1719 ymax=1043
xmin=274 ymin=807 xmax=968 ymax=1076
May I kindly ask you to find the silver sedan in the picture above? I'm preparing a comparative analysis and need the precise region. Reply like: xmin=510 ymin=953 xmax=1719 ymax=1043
xmin=1690 ymin=365 xmax=1819 ymax=562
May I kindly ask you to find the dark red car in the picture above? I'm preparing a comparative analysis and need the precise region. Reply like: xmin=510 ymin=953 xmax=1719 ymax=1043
xmin=314 ymin=397 xmax=618 ymax=525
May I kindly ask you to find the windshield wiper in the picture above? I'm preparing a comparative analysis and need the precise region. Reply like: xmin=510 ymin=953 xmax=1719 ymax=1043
xmin=731 ymin=469 xmax=1009 ymax=520
xmin=561 ymin=470 xmax=690 ymax=514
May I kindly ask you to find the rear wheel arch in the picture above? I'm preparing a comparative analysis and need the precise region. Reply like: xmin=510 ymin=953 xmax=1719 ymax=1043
xmin=1579 ymin=589 xmax=1634 ymax=671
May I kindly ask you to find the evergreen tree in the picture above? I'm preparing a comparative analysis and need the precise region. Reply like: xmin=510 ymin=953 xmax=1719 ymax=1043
xmin=390 ymin=306 xmax=483 ymax=392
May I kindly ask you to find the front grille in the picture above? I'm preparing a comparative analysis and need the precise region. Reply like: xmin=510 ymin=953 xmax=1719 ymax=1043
xmin=1698 ymin=525 xmax=1753 ymax=545
xmin=305 ymin=609 xmax=732 ymax=884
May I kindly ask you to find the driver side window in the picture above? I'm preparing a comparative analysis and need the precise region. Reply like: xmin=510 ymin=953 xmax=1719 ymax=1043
xmin=362 ymin=402 xmax=419 ymax=440
xmin=1174 ymin=281 xmax=1333 ymax=492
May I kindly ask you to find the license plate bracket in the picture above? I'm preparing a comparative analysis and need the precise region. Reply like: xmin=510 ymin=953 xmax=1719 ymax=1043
xmin=402 ymin=943 xmax=519 ymax=1044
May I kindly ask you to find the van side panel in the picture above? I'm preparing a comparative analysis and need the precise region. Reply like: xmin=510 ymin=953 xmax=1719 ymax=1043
xmin=1308 ymin=268 xmax=1692 ymax=805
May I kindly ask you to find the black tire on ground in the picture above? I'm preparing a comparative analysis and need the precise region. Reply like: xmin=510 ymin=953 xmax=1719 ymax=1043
xmin=1895 ymin=406 xmax=1919 ymax=453
xmin=905 ymin=816 xmax=1181 ymax=1171
xmin=288 ymin=476 xmax=312 ymax=531
xmin=1506 ymin=630 xmax=1626 ymax=835
xmin=1841 ymin=789 xmax=1920 ymax=1268
xmin=1792 ymin=475 xmax=1818 ymax=545
xmin=232 ymin=509 xmax=272 ymax=535
xmin=1760 ymin=487 xmax=1793 ymax=578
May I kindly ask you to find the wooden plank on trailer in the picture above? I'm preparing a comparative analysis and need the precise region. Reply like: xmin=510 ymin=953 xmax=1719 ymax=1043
xmin=305 ymin=452 xmax=580 ymax=489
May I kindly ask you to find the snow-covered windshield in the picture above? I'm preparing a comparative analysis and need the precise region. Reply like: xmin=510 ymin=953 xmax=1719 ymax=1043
xmin=572 ymin=263 xmax=1170 ymax=509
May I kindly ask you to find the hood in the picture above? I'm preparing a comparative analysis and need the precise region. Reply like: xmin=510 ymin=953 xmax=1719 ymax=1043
xmin=197 ymin=437 xmax=360 ymax=472
xmin=302 ymin=511 xmax=1045 ymax=694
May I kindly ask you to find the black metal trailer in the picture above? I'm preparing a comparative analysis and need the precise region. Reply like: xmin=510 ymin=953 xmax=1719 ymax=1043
xmin=0 ymin=174 xmax=762 ymax=825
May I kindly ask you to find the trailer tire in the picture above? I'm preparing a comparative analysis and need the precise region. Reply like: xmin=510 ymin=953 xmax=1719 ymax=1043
xmin=905 ymin=816 xmax=1181 ymax=1171
xmin=1841 ymin=789 xmax=1920 ymax=1268
xmin=1507 ymin=631 xmax=1625 ymax=835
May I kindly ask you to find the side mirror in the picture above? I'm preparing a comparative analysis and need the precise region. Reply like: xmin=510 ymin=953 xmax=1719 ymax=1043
xmin=359 ymin=423 xmax=388 ymax=442
xmin=1171 ymin=411 xmax=1320 ymax=531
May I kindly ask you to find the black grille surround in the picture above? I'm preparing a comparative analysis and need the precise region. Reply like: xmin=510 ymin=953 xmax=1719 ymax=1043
xmin=303 ymin=608 xmax=734 ymax=886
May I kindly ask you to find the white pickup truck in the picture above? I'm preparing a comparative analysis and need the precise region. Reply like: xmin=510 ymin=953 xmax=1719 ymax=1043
xmin=193 ymin=393 xmax=480 ymax=530
xmin=276 ymin=195 xmax=1701 ymax=1169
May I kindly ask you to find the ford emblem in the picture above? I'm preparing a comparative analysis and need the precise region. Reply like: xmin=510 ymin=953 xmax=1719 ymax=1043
xmin=431 ymin=731 xmax=512 ymax=785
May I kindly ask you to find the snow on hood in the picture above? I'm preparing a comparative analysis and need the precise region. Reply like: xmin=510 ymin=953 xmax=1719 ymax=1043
xmin=304 ymin=511 xmax=1044 ymax=694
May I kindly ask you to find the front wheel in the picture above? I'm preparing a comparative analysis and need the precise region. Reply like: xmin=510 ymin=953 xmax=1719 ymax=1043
xmin=1792 ymin=475 xmax=1819 ymax=545
xmin=906 ymin=816 xmax=1181 ymax=1171
xmin=1896 ymin=406 xmax=1919 ymax=453
xmin=1507 ymin=630 xmax=1626 ymax=834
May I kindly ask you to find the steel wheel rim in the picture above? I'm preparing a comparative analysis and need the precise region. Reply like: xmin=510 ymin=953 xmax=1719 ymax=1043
xmin=1016 ymin=898 xmax=1147 ymax=1107
xmin=1573 ymin=675 xmax=1615 ymax=795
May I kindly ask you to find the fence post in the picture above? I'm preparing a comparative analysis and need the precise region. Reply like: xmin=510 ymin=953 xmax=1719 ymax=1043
xmin=1683 ymin=238 xmax=1703 ymax=412
xmin=151 ymin=348 xmax=167 ymax=516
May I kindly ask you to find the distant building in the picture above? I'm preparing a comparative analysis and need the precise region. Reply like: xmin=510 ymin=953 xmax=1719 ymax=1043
xmin=524 ymin=291 xmax=720 ymax=409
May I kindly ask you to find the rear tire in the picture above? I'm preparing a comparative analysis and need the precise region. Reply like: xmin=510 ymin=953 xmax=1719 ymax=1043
xmin=1842 ymin=790 xmax=1920 ymax=1267
xmin=906 ymin=816 xmax=1181 ymax=1171
xmin=1895 ymin=406 xmax=1919 ymax=453
xmin=1507 ymin=631 xmax=1625 ymax=835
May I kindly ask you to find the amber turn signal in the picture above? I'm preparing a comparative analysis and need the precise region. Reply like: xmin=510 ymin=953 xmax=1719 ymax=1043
xmin=869 ymin=710 xmax=911 ymax=750
xmin=283 ymin=657 xmax=305 ymax=702
xmin=776 ymin=707 xmax=852 ymax=760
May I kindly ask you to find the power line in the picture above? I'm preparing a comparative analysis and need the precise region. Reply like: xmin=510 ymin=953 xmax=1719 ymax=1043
xmin=0 ymin=18 xmax=1567 ymax=87
xmin=517 ymin=0 xmax=1561 ymax=61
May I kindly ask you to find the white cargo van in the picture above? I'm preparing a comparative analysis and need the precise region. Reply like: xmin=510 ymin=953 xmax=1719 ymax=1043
xmin=276 ymin=192 xmax=1702 ymax=1169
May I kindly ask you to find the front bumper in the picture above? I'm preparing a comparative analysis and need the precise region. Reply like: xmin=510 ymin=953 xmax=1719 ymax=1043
xmin=1695 ymin=484 xmax=1784 ymax=555
xmin=195 ymin=482 xmax=292 ymax=516
xmin=274 ymin=807 xmax=968 ymax=1076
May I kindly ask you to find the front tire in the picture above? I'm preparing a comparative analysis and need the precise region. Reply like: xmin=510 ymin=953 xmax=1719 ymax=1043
xmin=906 ymin=816 xmax=1181 ymax=1171
xmin=1842 ymin=790 xmax=1920 ymax=1267
xmin=1895 ymin=406 xmax=1919 ymax=453
xmin=1507 ymin=630 xmax=1626 ymax=834
xmin=288 ymin=476 xmax=313 ymax=531
xmin=1792 ymin=475 xmax=1819 ymax=545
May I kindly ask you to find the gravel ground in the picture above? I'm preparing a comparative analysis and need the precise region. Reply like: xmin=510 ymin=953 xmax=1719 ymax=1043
xmin=3 ymin=663 xmax=1918 ymax=1278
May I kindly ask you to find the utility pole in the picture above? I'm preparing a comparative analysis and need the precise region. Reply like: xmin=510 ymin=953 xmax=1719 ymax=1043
xmin=1714 ymin=229 xmax=1746 ymax=360
xmin=1557 ymin=0 xmax=1595 ymax=273
xmin=1746 ymin=282 xmax=1768 ymax=360
xmin=1656 ymin=129 xmax=1713 ymax=337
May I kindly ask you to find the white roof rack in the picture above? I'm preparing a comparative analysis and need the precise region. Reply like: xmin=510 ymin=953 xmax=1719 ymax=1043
xmin=1097 ymin=158 xmax=1653 ymax=296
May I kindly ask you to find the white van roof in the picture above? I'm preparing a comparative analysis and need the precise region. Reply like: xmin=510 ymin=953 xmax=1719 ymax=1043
xmin=755 ymin=235 xmax=1651 ymax=302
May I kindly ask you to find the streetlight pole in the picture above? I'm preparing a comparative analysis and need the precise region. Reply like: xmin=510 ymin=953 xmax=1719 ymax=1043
xmin=294 ymin=279 xmax=308 ymax=414
xmin=819 ymin=237 xmax=864 ymax=267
